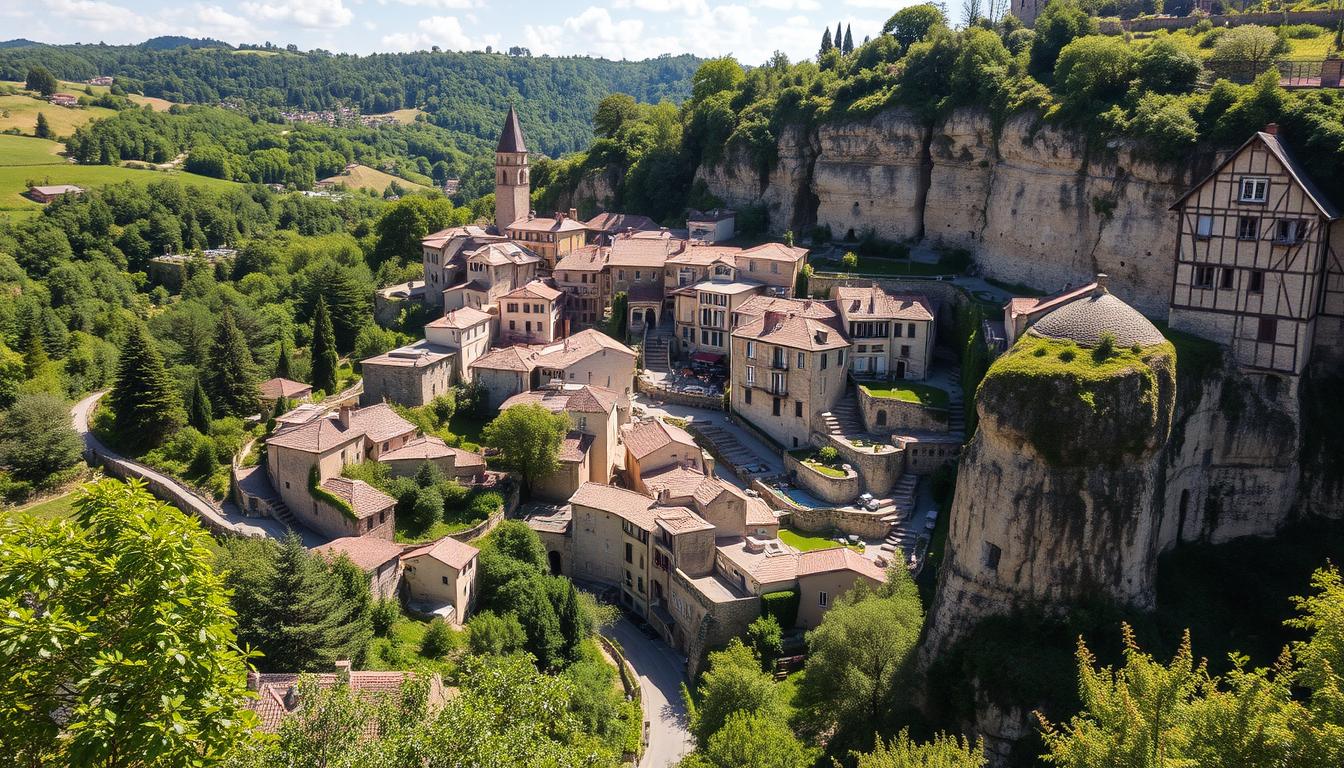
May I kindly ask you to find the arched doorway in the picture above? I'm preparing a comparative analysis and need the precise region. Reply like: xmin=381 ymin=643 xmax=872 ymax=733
xmin=895 ymin=360 xmax=907 ymax=379
xmin=547 ymin=550 xmax=562 ymax=576
xmin=644 ymin=308 xmax=656 ymax=326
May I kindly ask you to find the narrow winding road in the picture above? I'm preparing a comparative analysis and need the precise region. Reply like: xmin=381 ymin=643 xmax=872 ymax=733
xmin=70 ymin=391 xmax=292 ymax=539
xmin=603 ymin=618 xmax=693 ymax=768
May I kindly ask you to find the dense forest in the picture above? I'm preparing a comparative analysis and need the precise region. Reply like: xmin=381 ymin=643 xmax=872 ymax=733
xmin=0 ymin=42 xmax=701 ymax=156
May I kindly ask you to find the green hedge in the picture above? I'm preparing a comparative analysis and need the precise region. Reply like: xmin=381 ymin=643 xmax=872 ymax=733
xmin=309 ymin=465 xmax=357 ymax=521
xmin=761 ymin=589 xmax=800 ymax=629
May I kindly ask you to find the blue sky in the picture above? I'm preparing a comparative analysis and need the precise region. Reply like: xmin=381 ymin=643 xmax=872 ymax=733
xmin=4 ymin=0 xmax=926 ymax=66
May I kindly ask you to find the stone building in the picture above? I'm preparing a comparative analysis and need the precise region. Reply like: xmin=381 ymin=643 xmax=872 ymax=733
xmin=424 ymin=306 xmax=493 ymax=383
xmin=494 ymin=106 xmax=530 ymax=234
xmin=500 ymin=383 xmax=628 ymax=500
xmin=833 ymin=285 xmax=935 ymax=380
xmin=420 ymin=226 xmax=541 ymax=312
xmin=498 ymin=279 xmax=565 ymax=345
xmin=584 ymin=211 xmax=658 ymax=243
xmin=264 ymin=404 xmax=416 ymax=540
xmin=623 ymin=418 xmax=704 ymax=493
xmin=313 ymin=536 xmax=405 ymax=599
xmin=794 ymin=547 xmax=887 ymax=629
xmin=505 ymin=211 xmax=589 ymax=269
xmin=377 ymin=435 xmax=486 ymax=481
xmin=530 ymin=328 xmax=637 ymax=395
xmin=401 ymin=537 xmax=479 ymax=625
xmin=673 ymin=277 xmax=768 ymax=362
xmin=729 ymin=298 xmax=849 ymax=449
xmin=469 ymin=345 xmax=541 ymax=408
xmin=1168 ymin=125 xmax=1344 ymax=375
xmin=688 ymin=208 xmax=737 ymax=242
xmin=258 ymin=377 xmax=313 ymax=408
xmin=923 ymin=284 xmax=1176 ymax=658
xmin=554 ymin=246 xmax=610 ymax=328
xmin=359 ymin=340 xmax=454 ymax=408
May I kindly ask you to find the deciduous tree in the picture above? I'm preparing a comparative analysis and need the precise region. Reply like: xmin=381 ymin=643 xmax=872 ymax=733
xmin=34 ymin=111 xmax=52 ymax=139
xmin=687 ymin=638 xmax=788 ymax=745
xmin=481 ymin=404 xmax=569 ymax=497
xmin=0 ymin=392 xmax=82 ymax=485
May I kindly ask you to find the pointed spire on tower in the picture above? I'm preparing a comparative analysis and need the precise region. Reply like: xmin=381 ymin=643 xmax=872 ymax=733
xmin=496 ymin=106 xmax=527 ymax=154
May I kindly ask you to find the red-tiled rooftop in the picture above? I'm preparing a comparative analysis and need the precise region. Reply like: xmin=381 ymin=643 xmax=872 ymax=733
xmin=319 ymin=477 xmax=396 ymax=519
xmin=796 ymin=547 xmax=888 ymax=582
xmin=259 ymin=377 xmax=313 ymax=400
xmin=624 ymin=419 xmax=697 ymax=461
xmin=313 ymin=536 xmax=404 ymax=571
xmin=402 ymin=536 xmax=479 ymax=570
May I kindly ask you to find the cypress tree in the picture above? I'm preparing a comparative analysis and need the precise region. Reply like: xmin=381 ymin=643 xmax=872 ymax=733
xmin=255 ymin=535 xmax=369 ymax=671
xmin=274 ymin=337 xmax=293 ymax=380
xmin=23 ymin=333 xmax=48 ymax=378
xmin=188 ymin=376 xmax=213 ymax=433
xmin=34 ymin=112 xmax=52 ymax=140
xmin=836 ymin=23 xmax=843 ymax=52
xmin=820 ymin=28 xmax=833 ymax=56
xmin=311 ymin=296 xmax=339 ymax=396
xmin=108 ymin=322 xmax=184 ymax=450
xmin=557 ymin=579 xmax=585 ymax=663
xmin=843 ymin=24 xmax=854 ymax=54
xmin=205 ymin=307 xmax=259 ymax=417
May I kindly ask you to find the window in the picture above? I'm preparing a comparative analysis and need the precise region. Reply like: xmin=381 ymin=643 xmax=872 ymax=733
xmin=1238 ymin=216 xmax=1260 ymax=240
xmin=838 ymin=350 xmax=845 ymax=365
xmin=745 ymin=365 xmax=755 ymax=385
xmin=1275 ymin=219 xmax=1303 ymax=244
xmin=901 ymin=345 xmax=911 ymax=357
xmin=1240 ymin=177 xmax=1268 ymax=203
xmin=522 ymin=303 xmax=531 ymax=314
xmin=797 ymin=352 xmax=805 ymax=369
xmin=577 ymin=416 xmax=587 ymax=431
xmin=795 ymin=400 xmax=803 ymax=418
xmin=893 ymin=323 xmax=902 ymax=338
xmin=744 ymin=388 xmax=752 ymax=404
xmin=618 ymin=270 xmax=625 ymax=280
xmin=820 ymin=353 xmax=828 ymax=370
xmin=1195 ymin=214 xmax=1214 ymax=238
xmin=682 ymin=326 xmax=691 ymax=340
xmin=746 ymin=341 xmax=756 ymax=359
xmin=625 ymin=542 xmax=633 ymax=564
xmin=1193 ymin=266 xmax=1216 ymax=289
xmin=635 ymin=270 xmax=641 ymax=280
xmin=748 ymin=260 xmax=755 ymax=272
xmin=1221 ymin=268 xmax=1235 ymax=290
xmin=507 ymin=302 xmax=518 ymax=312
xmin=1257 ymin=316 xmax=1277 ymax=342
xmin=818 ymin=591 xmax=828 ymax=607
xmin=907 ymin=323 xmax=916 ymax=337
xmin=1249 ymin=270 xmax=1265 ymax=294
xmin=366 ymin=518 xmax=373 ymax=531
xmin=772 ymin=397 xmax=781 ymax=416
xmin=382 ymin=441 xmax=389 ymax=451
xmin=771 ymin=261 xmax=778 ymax=274
xmin=442 ymin=575 xmax=449 ymax=585
xmin=982 ymin=542 xmax=1002 ymax=570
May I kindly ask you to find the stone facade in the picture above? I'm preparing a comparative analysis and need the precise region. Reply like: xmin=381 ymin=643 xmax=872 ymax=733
xmin=784 ymin=451 xmax=860 ymax=505
xmin=857 ymin=386 xmax=948 ymax=435
xmin=359 ymin=343 xmax=454 ymax=408
xmin=784 ymin=506 xmax=892 ymax=539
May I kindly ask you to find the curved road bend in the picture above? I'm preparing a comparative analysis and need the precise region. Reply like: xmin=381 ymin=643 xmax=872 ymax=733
xmin=70 ymin=391 xmax=295 ymax=540
xmin=604 ymin=618 xmax=694 ymax=768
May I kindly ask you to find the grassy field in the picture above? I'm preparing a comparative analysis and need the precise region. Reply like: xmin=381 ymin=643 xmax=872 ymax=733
xmin=860 ymin=381 xmax=951 ymax=409
xmin=4 ymin=491 xmax=79 ymax=523
xmin=129 ymin=95 xmax=175 ymax=112
xmin=366 ymin=612 xmax=459 ymax=674
xmin=371 ymin=108 xmax=425 ymax=124
xmin=779 ymin=527 xmax=861 ymax=552
xmin=0 ymin=93 xmax=116 ymax=137
xmin=317 ymin=163 xmax=430 ymax=194
xmin=0 ymin=134 xmax=240 ymax=216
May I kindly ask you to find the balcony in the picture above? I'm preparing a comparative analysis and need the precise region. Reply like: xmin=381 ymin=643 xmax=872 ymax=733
xmin=769 ymin=357 xmax=789 ymax=371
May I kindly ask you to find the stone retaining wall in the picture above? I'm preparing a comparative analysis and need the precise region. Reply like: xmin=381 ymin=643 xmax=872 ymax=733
xmin=784 ymin=452 xmax=860 ymax=505
xmin=819 ymin=432 xmax=905 ymax=497
xmin=99 ymin=455 xmax=239 ymax=538
xmin=786 ymin=506 xmax=892 ymax=539
xmin=636 ymin=375 xmax=724 ymax=411
xmin=857 ymin=386 xmax=949 ymax=434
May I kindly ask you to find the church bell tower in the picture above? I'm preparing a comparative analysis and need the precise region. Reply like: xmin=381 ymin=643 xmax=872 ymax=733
xmin=494 ymin=106 xmax=530 ymax=233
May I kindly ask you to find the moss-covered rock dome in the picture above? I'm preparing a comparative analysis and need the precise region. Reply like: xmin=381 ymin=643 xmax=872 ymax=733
xmin=1027 ymin=277 xmax=1166 ymax=348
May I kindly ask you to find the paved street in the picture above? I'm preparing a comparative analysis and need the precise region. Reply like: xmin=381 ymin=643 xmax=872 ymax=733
xmin=603 ymin=617 xmax=693 ymax=768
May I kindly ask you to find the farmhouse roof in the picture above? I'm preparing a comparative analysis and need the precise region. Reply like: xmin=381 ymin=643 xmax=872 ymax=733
xmin=402 ymin=536 xmax=479 ymax=570
xmin=313 ymin=536 xmax=404 ymax=571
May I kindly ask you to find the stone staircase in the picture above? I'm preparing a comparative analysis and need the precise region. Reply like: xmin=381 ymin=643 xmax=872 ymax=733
xmin=946 ymin=363 xmax=966 ymax=435
xmin=879 ymin=474 xmax=923 ymax=557
xmin=643 ymin=317 xmax=674 ymax=374
xmin=820 ymin=398 xmax=864 ymax=436
xmin=269 ymin=498 xmax=297 ymax=529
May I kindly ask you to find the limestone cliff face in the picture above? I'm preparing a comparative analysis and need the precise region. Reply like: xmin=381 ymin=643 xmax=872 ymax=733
xmin=697 ymin=107 xmax=1200 ymax=316
xmin=554 ymin=165 xmax=621 ymax=213
xmin=922 ymin=339 xmax=1177 ymax=658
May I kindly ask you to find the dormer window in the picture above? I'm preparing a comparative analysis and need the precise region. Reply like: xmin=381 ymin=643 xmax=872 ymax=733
xmin=1239 ymin=177 xmax=1268 ymax=203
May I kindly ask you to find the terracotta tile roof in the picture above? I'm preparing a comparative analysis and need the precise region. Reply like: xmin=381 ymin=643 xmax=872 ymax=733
xmin=627 ymin=283 xmax=665 ymax=303
xmin=532 ymin=329 xmax=635 ymax=370
xmin=733 ymin=300 xmax=848 ymax=351
xmin=555 ymin=245 xmax=607 ymax=271
xmin=625 ymin=419 xmax=697 ymax=461
xmin=501 ymin=279 xmax=563 ymax=302
xmin=360 ymin=340 xmax=453 ymax=369
xmin=739 ymin=242 xmax=808 ymax=262
xmin=246 ymin=670 xmax=444 ymax=733
xmin=585 ymin=212 xmax=658 ymax=233
xmin=426 ymin=306 xmax=493 ymax=329
xmin=350 ymin=403 xmax=416 ymax=444
xmin=656 ymin=506 xmax=715 ymax=534
xmin=717 ymin=537 xmax=798 ymax=586
xmin=607 ymin=232 xmax=687 ymax=268
xmin=666 ymin=246 xmax=738 ymax=267
xmin=468 ymin=241 xmax=540 ymax=266
xmin=735 ymin=295 xmax=837 ymax=320
xmin=420 ymin=225 xmax=492 ymax=250
xmin=570 ymin=481 xmax=656 ymax=519
xmin=745 ymin=499 xmax=777 ymax=527
xmin=313 ymin=536 xmax=404 ymax=571
xmin=521 ymin=502 xmax=572 ymax=534
xmin=835 ymin=286 xmax=934 ymax=322
xmin=402 ymin=536 xmax=479 ymax=570
xmin=688 ymin=208 xmax=736 ymax=222
xmin=507 ymin=215 xmax=588 ymax=233
xmin=500 ymin=384 xmax=620 ymax=414
xmin=471 ymin=345 xmax=539 ymax=372
xmin=796 ymin=547 xmax=888 ymax=583
xmin=319 ymin=477 xmax=396 ymax=519
xmin=266 ymin=416 xmax=363 ymax=453
xmin=259 ymin=377 xmax=312 ymax=400
xmin=558 ymin=431 xmax=595 ymax=462
xmin=642 ymin=463 xmax=709 ymax=499
xmin=377 ymin=436 xmax=484 ymax=470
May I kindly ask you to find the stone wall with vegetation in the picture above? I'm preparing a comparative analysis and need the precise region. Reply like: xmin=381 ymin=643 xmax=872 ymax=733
xmin=857 ymin=386 xmax=948 ymax=435
xmin=784 ymin=451 xmax=860 ymax=505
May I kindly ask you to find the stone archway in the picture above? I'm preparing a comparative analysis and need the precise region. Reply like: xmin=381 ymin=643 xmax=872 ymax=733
xmin=547 ymin=550 xmax=562 ymax=576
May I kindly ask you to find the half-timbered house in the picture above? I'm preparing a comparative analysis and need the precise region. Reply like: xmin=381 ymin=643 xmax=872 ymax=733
xmin=1169 ymin=124 xmax=1343 ymax=375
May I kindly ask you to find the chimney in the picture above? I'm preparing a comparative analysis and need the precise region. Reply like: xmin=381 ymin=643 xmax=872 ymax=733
xmin=334 ymin=659 xmax=352 ymax=680
xmin=568 ymin=207 xmax=578 ymax=220
xmin=555 ymin=211 xmax=564 ymax=222
xmin=337 ymin=404 xmax=353 ymax=428
xmin=528 ymin=210 xmax=536 ymax=220
xmin=1264 ymin=123 xmax=1279 ymax=135
xmin=656 ymin=487 xmax=669 ymax=504
xmin=1093 ymin=273 xmax=1109 ymax=296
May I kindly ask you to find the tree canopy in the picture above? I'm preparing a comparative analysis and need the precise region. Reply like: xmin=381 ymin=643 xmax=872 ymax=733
xmin=481 ymin=404 xmax=570 ymax=497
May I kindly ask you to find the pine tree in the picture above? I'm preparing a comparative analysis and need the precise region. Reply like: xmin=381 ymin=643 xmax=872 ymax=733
xmin=836 ymin=23 xmax=843 ymax=51
xmin=310 ymin=296 xmax=339 ymax=396
xmin=256 ymin=535 xmax=370 ymax=671
xmin=274 ymin=337 xmax=293 ymax=380
xmin=188 ymin=377 xmax=213 ymax=433
xmin=305 ymin=262 xmax=371 ymax=353
xmin=34 ymin=112 xmax=52 ymax=140
xmin=843 ymin=24 xmax=855 ymax=54
xmin=204 ymin=307 xmax=259 ymax=417
xmin=820 ymin=28 xmax=833 ymax=56
xmin=557 ymin=580 xmax=585 ymax=663
xmin=23 ymin=333 xmax=48 ymax=378
xmin=107 ymin=322 xmax=185 ymax=450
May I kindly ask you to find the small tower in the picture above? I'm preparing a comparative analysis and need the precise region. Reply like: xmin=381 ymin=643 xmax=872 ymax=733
xmin=494 ymin=106 xmax=529 ymax=233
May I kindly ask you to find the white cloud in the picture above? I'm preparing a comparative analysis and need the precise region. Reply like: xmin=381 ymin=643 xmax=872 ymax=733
xmin=193 ymin=5 xmax=254 ymax=39
xmin=523 ymin=7 xmax=675 ymax=60
xmin=376 ymin=0 xmax=478 ymax=8
xmin=240 ymin=0 xmax=354 ymax=29
xmin=381 ymin=14 xmax=497 ymax=52
xmin=753 ymin=0 xmax=819 ymax=11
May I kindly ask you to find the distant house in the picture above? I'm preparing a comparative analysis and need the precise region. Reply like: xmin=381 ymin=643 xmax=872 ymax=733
xmin=359 ymin=339 xmax=455 ymax=408
xmin=26 ymin=184 xmax=84 ymax=204
xmin=87 ymin=76 xmax=114 ymax=86
xmin=313 ymin=536 xmax=405 ymax=598
xmin=400 ymin=537 xmax=480 ymax=625
xmin=584 ymin=211 xmax=658 ymax=244
xmin=49 ymin=93 xmax=79 ymax=108
xmin=245 ymin=662 xmax=449 ymax=733
xmin=259 ymin=377 xmax=313 ymax=407
xmin=688 ymin=208 xmax=737 ymax=243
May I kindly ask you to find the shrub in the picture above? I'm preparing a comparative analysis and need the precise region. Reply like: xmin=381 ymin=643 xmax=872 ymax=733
xmin=467 ymin=610 xmax=527 ymax=656
xmin=1058 ymin=348 xmax=1076 ymax=363
xmin=1053 ymin=36 xmax=1138 ymax=118
xmin=188 ymin=439 xmax=219 ymax=480
xmin=1136 ymin=38 xmax=1201 ymax=95
xmin=439 ymin=480 xmax=471 ymax=509
xmin=420 ymin=618 xmax=455 ymax=659
xmin=817 ymin=446 xmax=840 ymax=465
xmin=761 ymin=589 xmax=800 ymax=629
xmin=1094 ymin=331 xmax=1117 ymax=362
xmin=371 ymin=598 xmax=399 ymax=637
xmin=410 ymin=485 xmax=444 ymax=531
xmin=469 ymin=490 xmax=504 ymax=520
xmin=747 ymin=614 xmax=784 ymax=671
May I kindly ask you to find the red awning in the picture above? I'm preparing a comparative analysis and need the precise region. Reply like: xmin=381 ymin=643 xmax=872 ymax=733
xmin=691 ymin=352 xmax=724 ymax=364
